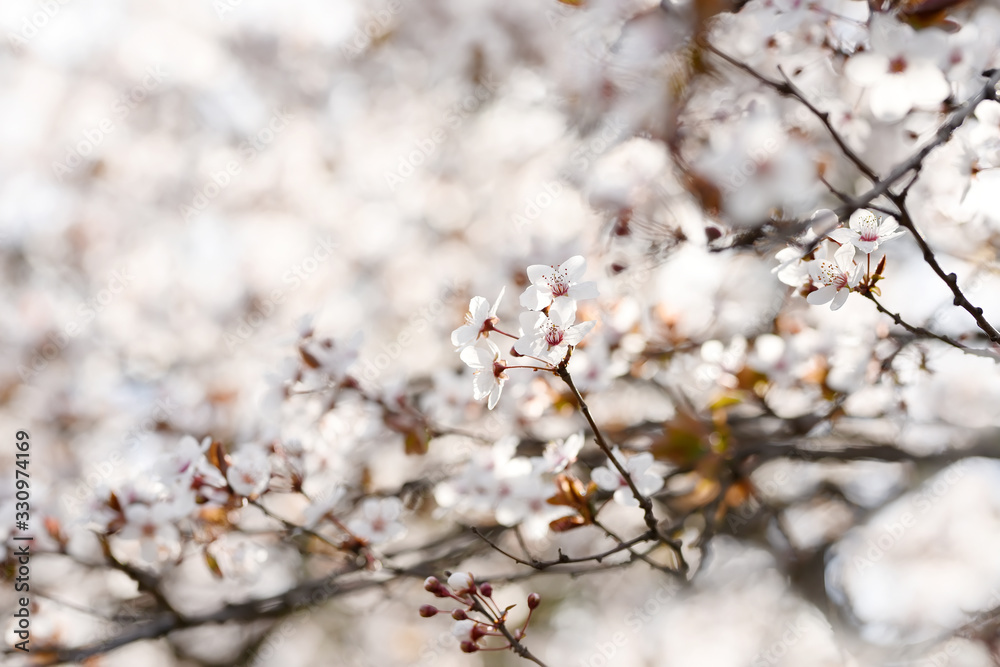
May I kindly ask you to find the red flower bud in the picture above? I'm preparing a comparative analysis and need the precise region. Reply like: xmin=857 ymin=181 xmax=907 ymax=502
xmin=451 ymin=609 xmax=468 ymax=620
xmin=527 ymin=593 xmax=541 ymax=609
xmin=419 ymin=605 xmax=439 ymax=618
xmin=479 ymin=582 xmax=493 ymax=597
xmin=424 ymin=576 xmax=449 ymax=597
xmin=460 ymin=641 xmax=479 ymax=654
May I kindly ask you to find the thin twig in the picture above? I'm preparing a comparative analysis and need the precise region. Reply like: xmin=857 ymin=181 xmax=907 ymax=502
xmin=864 ymin=293 xmax=1000 ymax=360
xmin=555 ymin=352 xmax=659 ymax=533
xmin=470 ymin=526 xmax=657 ymax=570
xmin=468 ymin=597 xmax=549 ymax=667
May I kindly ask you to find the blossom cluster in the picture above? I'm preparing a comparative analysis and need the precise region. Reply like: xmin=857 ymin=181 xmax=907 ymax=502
xmin=452 ymin=256 xmax=599 ymax=409
xmin=775 ymin=209 xmax=906 ymax=310
xmin=421 ymin=572 xmax=541 ymax=655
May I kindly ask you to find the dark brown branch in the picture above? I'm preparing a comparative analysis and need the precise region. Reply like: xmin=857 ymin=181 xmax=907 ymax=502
xmin=38 ymin=564 xmax=371 ymax=665
xmin=468 ymin=597 xmax=549 ymax=667
xmin=864 ymin=293 xmax=1000 ymax=361
xmin=706 ymin=43 xmax=1000 ymax=252
xmin=737 ymin=439 xmax=1000 ymax=465
xmin=888 ymin=199 xmax=1000 ymax=344
xmin=555 ymin=352 xmax=659 ymax=533
xmin=470 ymin=526 xmax=657 ymax=570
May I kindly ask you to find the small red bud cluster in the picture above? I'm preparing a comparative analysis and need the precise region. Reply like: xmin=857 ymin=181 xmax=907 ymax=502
xmin=419 ymin=572 xmax=541 ymax=656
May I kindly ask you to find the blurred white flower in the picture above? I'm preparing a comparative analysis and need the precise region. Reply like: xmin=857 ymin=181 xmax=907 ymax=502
xmin=540 ymin=433 xmax=584 ymax=473
xmin=348 ymin=497 xmax=406 ymax=545
xmin=302 ymin=485 xmax=347 ymax=528
xmin=845 ymin=16 xmax=949 ymax=122
xmin=156 ymin=435 xmax=211 ymax=482
xmin=118 ymin=497 xmax=190 ymax=562
xmin=452 ymin=287 xmax=505 ymax=348
xmin=591 ymin=448 xmax=664 ymax=507
xmin=226 ymin=446 xmax=271 ymax=498
xmin=519 ymin=256 xmax=598 ymax=312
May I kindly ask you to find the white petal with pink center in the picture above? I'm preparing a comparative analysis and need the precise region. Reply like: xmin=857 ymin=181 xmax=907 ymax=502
xmin=226 ymin=446 xmax=272 ymax=498
xmin=520 ymin=255 xmax=599 ymax=312
xmin=828 ymin=209 xmax=905 ymax=254
xmin=459 ymin=338 xmax=507 ymax=409
xmin=348 ymin=496 xmax=406 ymax=545
xmin=807 ymin=242 xmax=863 ymax=310
xmin=514 ymin=300 xmax=596 ymax=364
xmin=451 ymin=287 xmax=505 ymax=349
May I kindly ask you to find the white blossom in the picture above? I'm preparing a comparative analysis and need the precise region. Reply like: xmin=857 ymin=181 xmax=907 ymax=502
xmin=520 ymin=256 xmax=599 ymax=312
xmin=451 ymin=287 xmax=505 ymax=349
xmin=348 ymin=497 xmax=406 ymax=545
xmin=591 ymin=448 xmax=664 ymax=507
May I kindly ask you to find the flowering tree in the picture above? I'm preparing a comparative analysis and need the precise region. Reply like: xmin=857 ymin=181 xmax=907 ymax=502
xmin=5 ymin=0 xmax=1000 ymax=665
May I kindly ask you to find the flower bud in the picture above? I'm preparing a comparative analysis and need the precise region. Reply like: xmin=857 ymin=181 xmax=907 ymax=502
xmin=451 ymin=609 xmax=468 ymax=620
xmin=424 ymin=576 xmax=450 ymax=597
xmin=419 ymin=605 xmax=439 ymax=618
xmin=479 ymin=582 xmax=493 ymax=597
xmin=460 ymin=641 xmax=479 ymax=653
xmin=527 ymin=593 xmax=541 ymax=609
xmin=447 ymin=571 xmax=476 ymax=594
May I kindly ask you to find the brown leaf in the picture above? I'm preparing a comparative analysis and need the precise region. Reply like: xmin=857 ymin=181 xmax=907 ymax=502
xmin=204 ymin=549 xmax=224 ymax=579
xmin=404 ymin=429 xmax=430 ymax=456
xmin=207 ymin=440 xmax=229 ymax=477
xmin=652 ymin=410 xmax=712 ymax=466
xmin=549 ymin=515 xmax=589 ymax=532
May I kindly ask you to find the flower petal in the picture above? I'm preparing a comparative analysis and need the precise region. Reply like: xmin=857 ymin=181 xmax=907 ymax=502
xmin=564 ymin=320 xmax=596 ymax=345
xmin=827 ymin=228 xmax=855 ymax=244
xmin=451 ymin=324 xmax=478 ymax=348
xmin=830 ymin=287 xmax=850 ymax=310
xmin=567 ymin=281 xmax=599 ymax=301
xmin=526 ymin=264 xmax=553 ymax=285
xmin=520 ymin=284 xmax=552 ymax=310
xmin=807 ymin=284 xmax=837 ymax=305
xmin=487 ymin=382 xmax=503 ymax=409
xmin=559 ymin=255 xmax=587 ymax=282
xmin=489 ymin=287 xmax=506 ymax=315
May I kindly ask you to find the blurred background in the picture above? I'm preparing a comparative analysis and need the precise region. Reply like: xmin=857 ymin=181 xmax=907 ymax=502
xmin=3 ymin=0 xmax=1000 ymax=665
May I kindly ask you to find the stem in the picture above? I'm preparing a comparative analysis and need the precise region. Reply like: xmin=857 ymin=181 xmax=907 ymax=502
xmin=889 ymin=203 xmax=1000 ymax=344
xmin=555 ymin=350 xmax=659 ymax=534
xmin=863 ymin=293 xmax=1000 ymax=361
xmin=469 ymin=597 xmax=549 ymax=667
xmin=490 ymin=328 xmax=520 ymax=340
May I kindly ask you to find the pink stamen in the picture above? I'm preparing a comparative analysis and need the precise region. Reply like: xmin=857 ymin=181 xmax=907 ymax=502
xmin=544 ymin=324 xmax=564 ymax=347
